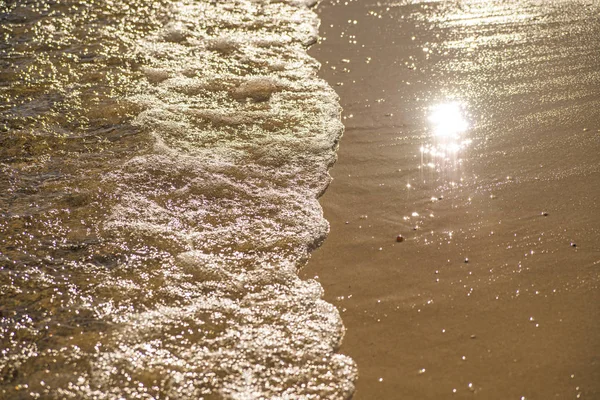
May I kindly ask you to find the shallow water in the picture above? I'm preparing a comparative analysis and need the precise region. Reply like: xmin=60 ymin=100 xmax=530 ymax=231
xmin=302 ymin=0 xmax=600 ymax=398
xmin=0 ymin=0 xmax=356 ymax=398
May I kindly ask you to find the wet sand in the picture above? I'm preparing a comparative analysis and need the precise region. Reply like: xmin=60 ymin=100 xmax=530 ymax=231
xmin=301 ymin=0 xmax=600 ymax=398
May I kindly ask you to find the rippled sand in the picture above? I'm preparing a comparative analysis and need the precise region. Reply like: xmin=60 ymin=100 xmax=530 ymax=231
xmin=302 ymin=0 xmax=600 ymax=398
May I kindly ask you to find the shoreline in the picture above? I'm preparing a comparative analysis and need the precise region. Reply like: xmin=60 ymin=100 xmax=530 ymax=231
xmin=304 ymin=0 xmax=600 ymax=398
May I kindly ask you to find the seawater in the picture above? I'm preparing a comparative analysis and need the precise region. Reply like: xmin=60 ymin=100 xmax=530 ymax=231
xmin=0 ymin=0 xmax=357 ymax=398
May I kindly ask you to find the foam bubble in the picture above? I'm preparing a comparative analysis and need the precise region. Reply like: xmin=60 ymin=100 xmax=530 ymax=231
xmin=233 ymin=76 xmax=282 ymax=102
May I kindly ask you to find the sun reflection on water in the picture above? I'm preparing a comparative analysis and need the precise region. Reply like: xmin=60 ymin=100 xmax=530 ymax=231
xmin=421 ymin=101 xmax=472 ymax=162
xmin=429 ymin=102 xmax=468 ymax=139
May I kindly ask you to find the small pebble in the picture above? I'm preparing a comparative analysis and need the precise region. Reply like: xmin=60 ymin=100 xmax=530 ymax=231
xmin=396 ymin=235 xmax=404 ymax=242
xmin=470 ymin=334 xmax=477 ymax=339
xmin=570 ymin=242 xmax=577 ymax=248
xmin=464 ymin=258 xmax=469 ymax=263
xmin=541 ymin=212 xmax=548 ymax=216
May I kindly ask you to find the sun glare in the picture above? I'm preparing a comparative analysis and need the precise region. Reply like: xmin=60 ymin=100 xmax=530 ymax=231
xmin=428 ymin=102 xmax=469 ymax=140
xmin=420 ymin=101 xmax=472 ymax=163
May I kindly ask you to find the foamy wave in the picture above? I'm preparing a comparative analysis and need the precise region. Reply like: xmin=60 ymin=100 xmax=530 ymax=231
xmin=91 ymin=0 xmax=355 ymax=398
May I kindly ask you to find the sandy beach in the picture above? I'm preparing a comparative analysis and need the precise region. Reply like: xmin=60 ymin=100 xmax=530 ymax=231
xmin=1 ymin=0 xmax=598 ymax=398
xmin=301 ymin=0 xmax=600 ymax=398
